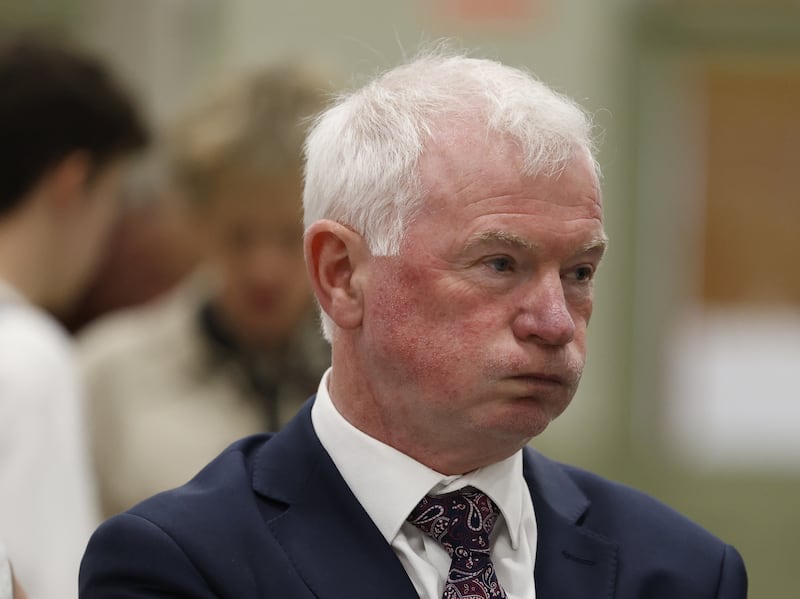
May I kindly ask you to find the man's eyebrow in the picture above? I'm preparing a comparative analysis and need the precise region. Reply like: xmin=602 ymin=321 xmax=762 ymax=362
xmin=463 ymin=231 xmax=609 ymax=257
xmin=463 ymin=230 xmax=535 ymax=252
xmin=580 ymin=234 xmax=609 ymax=256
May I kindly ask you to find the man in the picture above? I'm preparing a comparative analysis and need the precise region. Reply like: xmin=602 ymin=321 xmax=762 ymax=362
xmin=79 ymin=51 xmax=747 ymax=598
xmin=77 ymin=65 xmax=331 ymax=518
xmin=0 ymin=37 xmax=147 ymax=599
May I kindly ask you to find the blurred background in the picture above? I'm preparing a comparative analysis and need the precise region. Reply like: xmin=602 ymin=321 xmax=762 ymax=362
xmin=2 ymin=0 xmax=798 ymax=596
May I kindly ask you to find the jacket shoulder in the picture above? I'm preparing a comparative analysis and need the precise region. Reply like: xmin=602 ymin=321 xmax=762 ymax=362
xmin=81 ymin=434 xmax=286 ymax=598
xmin=559 ymin=462 xmax=721 ymax=545
xmin=130 ymin=434 xmax=273 ymax=524
xmin=550 ymin=460 xmax=747 ymax=598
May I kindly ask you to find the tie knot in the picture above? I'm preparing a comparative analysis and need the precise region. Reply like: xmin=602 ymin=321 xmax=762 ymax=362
xmin=407 ymin=487 xmax=500 ymax=557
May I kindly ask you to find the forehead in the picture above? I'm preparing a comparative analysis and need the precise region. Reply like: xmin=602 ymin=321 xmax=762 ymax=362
xmin=202 ymin=169 xmax=302 ymax=213
xmin=416 ymin=124 xmax=602 ymax=228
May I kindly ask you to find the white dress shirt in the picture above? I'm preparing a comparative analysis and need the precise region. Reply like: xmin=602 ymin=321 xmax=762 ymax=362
xmin=311 ymin=369 xmax=537 ymax=599
xmin=0 ymin=280 xmax=100 ymax=599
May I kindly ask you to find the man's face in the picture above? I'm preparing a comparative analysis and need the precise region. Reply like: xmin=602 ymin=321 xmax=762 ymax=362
xmin=200 ymin=171 xmax=311 ymax=347
xmin=56 ymin=159 xmax=126 ymax=312
xmin=356 ymin=128 xmax=605 ymax=471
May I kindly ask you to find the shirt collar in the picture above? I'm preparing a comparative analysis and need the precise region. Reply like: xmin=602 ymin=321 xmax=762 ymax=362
xmin=311 ymin=368 xmax=525 ymax=549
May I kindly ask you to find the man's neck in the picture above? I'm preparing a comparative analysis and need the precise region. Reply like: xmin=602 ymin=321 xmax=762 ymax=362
xmin=0 ymin=210 xmax=54 ymax=308
xmin=327 ymin=346 xmax=528 ymax=475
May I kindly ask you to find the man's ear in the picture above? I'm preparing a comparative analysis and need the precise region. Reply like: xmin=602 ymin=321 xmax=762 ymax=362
xmin=304 ymin=220 xmax=370 ymax=331
xmin=45 ymin=151 xmax=93 ymax=212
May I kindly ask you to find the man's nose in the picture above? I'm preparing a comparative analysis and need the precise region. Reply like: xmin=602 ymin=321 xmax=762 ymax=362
xmin=511 ymin=272 xmax=575 ymax=346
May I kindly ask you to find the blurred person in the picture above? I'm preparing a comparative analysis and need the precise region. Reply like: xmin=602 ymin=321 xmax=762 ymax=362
xmin=0 ymin=36 xmax=147 ymax=599
xmin=79 ymin=50 xmax=747 ymax=598
xmin=77 ymin=65 xmax=332 ymax=518
xmin=61 ymin=158 xmax=200 ymax=333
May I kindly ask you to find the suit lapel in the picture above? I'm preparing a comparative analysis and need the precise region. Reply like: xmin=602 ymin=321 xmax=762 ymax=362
xmin=251 ymin=400 xmax=418 ymax=599
xmin=249 ymin=401 xmax=619 ymax=598
xmin=523 ymin=449 xmax=618 ymax=599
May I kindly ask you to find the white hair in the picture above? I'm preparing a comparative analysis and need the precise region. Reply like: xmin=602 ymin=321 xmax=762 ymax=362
xmin=303 ymin=49 xmax=599 ymax=339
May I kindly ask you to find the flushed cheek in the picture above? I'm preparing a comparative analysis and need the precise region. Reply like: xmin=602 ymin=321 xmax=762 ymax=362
xmin=367 ymin=284 xmax=471 ymax=384
xmin=367 ymin=300 xmax=462 ymax=380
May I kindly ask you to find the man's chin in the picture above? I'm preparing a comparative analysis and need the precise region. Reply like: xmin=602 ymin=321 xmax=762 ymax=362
xmin=490 ymin=397 xmax=570 ymax=440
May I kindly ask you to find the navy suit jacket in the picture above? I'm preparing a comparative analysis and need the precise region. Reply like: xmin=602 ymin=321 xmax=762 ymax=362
xmin=80 ymin=399 xmax=747 ymax=598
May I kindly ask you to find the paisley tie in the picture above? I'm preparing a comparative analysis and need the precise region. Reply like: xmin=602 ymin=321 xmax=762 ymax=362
xmin=407 ymin=487 xmax=508 ymax=599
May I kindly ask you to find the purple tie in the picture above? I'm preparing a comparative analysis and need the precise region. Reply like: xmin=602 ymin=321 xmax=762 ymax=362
xmin=407 ymin=487 xmax=508 ymax=599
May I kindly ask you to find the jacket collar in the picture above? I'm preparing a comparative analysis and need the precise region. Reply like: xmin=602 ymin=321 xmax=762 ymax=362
xmin=252 ymin=399 xmax=618 ymax=599
xmin=523 ymin=448 xmax=619 ymax=599
xmin=252 ymin=399 xmax=419 ymax=599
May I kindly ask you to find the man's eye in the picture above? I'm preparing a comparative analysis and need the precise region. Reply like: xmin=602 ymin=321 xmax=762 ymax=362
xmin=486 ymin=256 xmax=513 ymax=273
xmin=571 ymin=266 xmax=594 ymax=282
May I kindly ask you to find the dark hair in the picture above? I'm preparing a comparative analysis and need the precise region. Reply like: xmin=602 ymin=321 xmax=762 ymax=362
xmin=0 ymin=36 xmax=149 ymax=216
